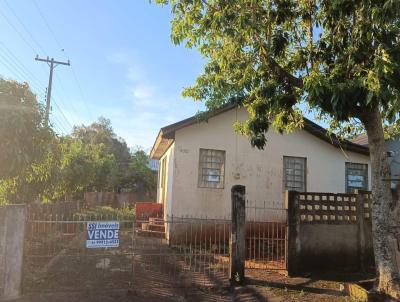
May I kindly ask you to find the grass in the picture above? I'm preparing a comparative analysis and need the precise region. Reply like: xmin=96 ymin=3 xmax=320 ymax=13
xmin=73 ymin=205 xmax=135 ymax=221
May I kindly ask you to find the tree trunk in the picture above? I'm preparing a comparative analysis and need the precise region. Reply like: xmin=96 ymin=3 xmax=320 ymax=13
xmin=362 ymin=108 xmax=400 ymax=300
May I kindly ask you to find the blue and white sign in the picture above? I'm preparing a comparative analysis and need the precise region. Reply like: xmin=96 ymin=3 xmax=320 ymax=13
xmin=86 ymin=221 xmax=120 ymax=248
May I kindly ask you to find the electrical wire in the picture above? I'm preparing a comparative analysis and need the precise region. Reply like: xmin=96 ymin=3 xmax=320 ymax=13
xmin=0 ymin=43 xmax=45 ymax=88
xmin=3 ymin=0 xmax=47 ymax=56
xmin=0 ymin=1 xmax=75 ymax=133
xmin=31 ymin=0 xmax=96 ymax=121
xmin=0 ymin=44 xmax=71 ymax=130
xmin=0 ymin=8 xmax=37 ymax=54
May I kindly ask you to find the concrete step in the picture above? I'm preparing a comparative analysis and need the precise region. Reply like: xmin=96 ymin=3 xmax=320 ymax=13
xmin=148 ymin=217 xmax=164 ymax=225
xmin=148 ymin=223 xmax=165 ymax=232
xmin=136 ymin=228 xmax=165 ymax=238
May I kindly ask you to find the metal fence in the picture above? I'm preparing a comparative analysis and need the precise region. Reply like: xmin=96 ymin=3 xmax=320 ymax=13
xmin=23 ymin=211 xmax=232 ymax=293
xmin=0 ymin=206 xmax=5 ymax=297
xmin=23 ymin=213 xmax=135 ymax=293
xmin=27 ymin=200 xmax=84 ymax=219
xmin=134 ymin=216 xmax=231 ymax=288
xmin=23 ymin=200 xmax=288 ymax=293
xmin=245 ymin=200 xmax=287 ymax=270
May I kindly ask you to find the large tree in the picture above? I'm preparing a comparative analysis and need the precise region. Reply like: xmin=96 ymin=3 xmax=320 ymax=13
xmin=0 ymin=79 xmax=154 ymax=203
xmin=49 ymin=138 xmax=117 ymax=200
xmin=72 ymin=117 xmax=131 ymax=167
xmin=155 ymin=0 xmax=400 ymax=298
xmin=0 ymin=78 xmax=51 ymax=179
xmin=122 ymin=149 xmax=157 ymax=196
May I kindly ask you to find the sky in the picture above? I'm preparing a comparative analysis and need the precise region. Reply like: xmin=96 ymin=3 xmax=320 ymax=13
xmin=0 ymin=0 xmax=205 ymax=151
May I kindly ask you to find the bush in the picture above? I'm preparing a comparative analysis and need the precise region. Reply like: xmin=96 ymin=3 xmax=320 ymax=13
xmin=74 ymin=205 xmax=135 ymax=221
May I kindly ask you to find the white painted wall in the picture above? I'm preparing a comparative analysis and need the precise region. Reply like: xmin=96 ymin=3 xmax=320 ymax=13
xmin=156 ymin=142 xmax=175 ymax=221
xmin=159 ymin=107 xmax=371 ymax=221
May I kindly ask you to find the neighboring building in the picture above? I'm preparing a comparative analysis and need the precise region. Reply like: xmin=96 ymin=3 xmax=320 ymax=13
xmin=150 ymin=105 xmax=371 ymax=222
xmin=352 ymin=133 xmax=400 ymax=189
xmin=148 ymin=159 xmax=159 ymax=172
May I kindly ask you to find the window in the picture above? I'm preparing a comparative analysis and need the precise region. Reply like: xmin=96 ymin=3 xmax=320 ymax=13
xmin=198 ymin=149 xmax=225 ymax=188
xmin=283 ymin=156 xmax=306 ymax=192
xmin=346 ymin=162 xmax=368 ymax=193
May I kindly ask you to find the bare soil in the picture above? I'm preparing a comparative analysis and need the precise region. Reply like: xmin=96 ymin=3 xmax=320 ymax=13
xmin=19 ymin=228 xmax=369 ymax=301
xmin=15 ymin=270 xmax=366 ymax=302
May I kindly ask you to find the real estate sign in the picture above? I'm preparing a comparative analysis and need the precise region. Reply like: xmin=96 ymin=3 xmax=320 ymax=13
xmin=86 ymin=221 xmax=120 ymax=248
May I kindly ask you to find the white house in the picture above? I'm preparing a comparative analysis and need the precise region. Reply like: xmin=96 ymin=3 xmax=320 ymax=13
xmin=150 ymin=105 xmax=371 ymax=221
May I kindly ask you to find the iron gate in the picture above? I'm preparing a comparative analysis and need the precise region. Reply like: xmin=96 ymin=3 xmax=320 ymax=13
xmin=23 ymin=214 xmax=135 ymax=293
xmin=23 ymin=211 xmax=232 ymax=293
xmin=133 ymin=216 xmax=231 ymax=289
xmin=245 ymin=200 xmax=288 ymax=271
xmin=23 ymin=201 xmax=287 ymax=294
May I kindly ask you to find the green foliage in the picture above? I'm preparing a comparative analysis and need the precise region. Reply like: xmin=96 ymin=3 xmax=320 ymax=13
xmin=73 ymin=205 xmax=135 ymax=220
xmin=46 ymin=138 xmax=117 ymax=201
xmin=0 ymin=78 xmax=156 ymax=204
xmin=0 ymin=78 xmax=52 ymax=178
xmin=71 ymin=121 xmax=156 ymax=195
xmin=72 ymin=117 xmax=131 ymax=168
xmin=155 ymin=0 xmax=400 ymax=147
xmin=122 ymin=148 xmax=157 ymax=195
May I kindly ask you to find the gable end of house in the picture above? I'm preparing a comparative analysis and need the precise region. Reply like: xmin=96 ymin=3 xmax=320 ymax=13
xmin=150 ymin=105 xmax=369 ymax=159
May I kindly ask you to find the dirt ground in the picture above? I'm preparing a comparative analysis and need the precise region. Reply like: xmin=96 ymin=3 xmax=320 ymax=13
xmin=19 ymin=228 xmax=369 ymax=302
xmin=15 ymin=269 xmax=367 ymax=302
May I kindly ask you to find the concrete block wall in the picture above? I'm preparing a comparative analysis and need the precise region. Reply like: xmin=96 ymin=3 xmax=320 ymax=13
xmin=286 ymin=191 xmax=374 ymax=275
xmin=0 ymin=205 xmax=26 ymax=300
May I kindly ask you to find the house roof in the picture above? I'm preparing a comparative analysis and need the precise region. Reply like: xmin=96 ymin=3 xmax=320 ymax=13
xmin=351 ymin=133 xmax=369 ymax=146
xmin=150 ymin=104 xmax=370 ymax=159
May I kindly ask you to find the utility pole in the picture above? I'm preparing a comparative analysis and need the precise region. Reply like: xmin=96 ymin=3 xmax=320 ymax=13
xmin=35 ymin=55 xmax=70 ymax=126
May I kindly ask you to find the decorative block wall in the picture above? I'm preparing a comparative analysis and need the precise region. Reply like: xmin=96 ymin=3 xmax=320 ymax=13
xmin=297 ymin=192 xmax=371 ymax=224
xmin=286 ymin=190 xmax=374 ymax=275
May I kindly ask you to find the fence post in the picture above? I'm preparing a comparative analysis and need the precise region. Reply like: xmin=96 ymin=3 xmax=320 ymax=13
xmin=286 ymin=190 xmax=300 ymax=276
xmin=0 ymin=207 xmax=6 ymax=297
xmin=355 ymin=190 xmax=368 ymax=271
xmin=230 ymin=185 xmax=246 ymax=285
xmin=1 ymin=205 xmax=26 ymax=300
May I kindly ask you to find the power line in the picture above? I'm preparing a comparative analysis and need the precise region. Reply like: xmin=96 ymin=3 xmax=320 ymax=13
xmin=0 ymin=44 xmax=69 ymax=132
xmin=31 ymin=0 xmax=63 ymax=52
xmin=27 ymin=0 xmax=81 ymax=126
xmin=0 ymin=43 xmax=45 ymax=89
xmin=70 ymin=67 xmax=95 ymax=121
xmin=35 ymin=56 xmax=70 ymax=126
xmin=3 ymin=0 xmax=47 ymax=56
xmin=31 ymin=0 xmax=95 ymax=121
xmin=0 ymin=56 xmax=66 ymax=133
xmin=44 ymin=88 xmax=70 ymax=133
xmin=53 ymin=74 xmax=86 ymax=126
xmin=0 ymin=71 xmax=68 ymax=136
xmin=0 ymin=3 xmax=75 ymax=132
xmin=49 ymin=115 xmax=68 ymax=134
xmin=52 ymin=98 xmax=73 ymax=129
xmin=0 ymin=52 xmax=46 ymax=99
xmin=0 ymin=54 xmax=26 ymax=83
xmin=0 ymin=8 xmax=37 ymax=54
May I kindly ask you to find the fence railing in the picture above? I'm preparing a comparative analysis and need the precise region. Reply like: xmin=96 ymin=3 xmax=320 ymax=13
xmin=27 ymin=200 xmax=85 ymax=220
xmin=23 ymin=214 xmax=135 ymax=293
xmin=245 ymin=200 xmax=287 ymax=270
xmin=135 ymin=216 xmax=232 ymax=286
xmin=23 ymin=194 xmax=290 ymax=293
xmin=24 ymin=213 xmax=233 ymax=292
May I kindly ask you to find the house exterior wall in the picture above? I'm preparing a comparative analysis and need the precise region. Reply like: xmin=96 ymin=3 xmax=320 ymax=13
xmin=156 ymin=142 xmax=175 ymax=221
xmin=385 ymin=138 xmax=400 ymax=188
xmin=165 ymin=107 xmax=370 ymax=220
